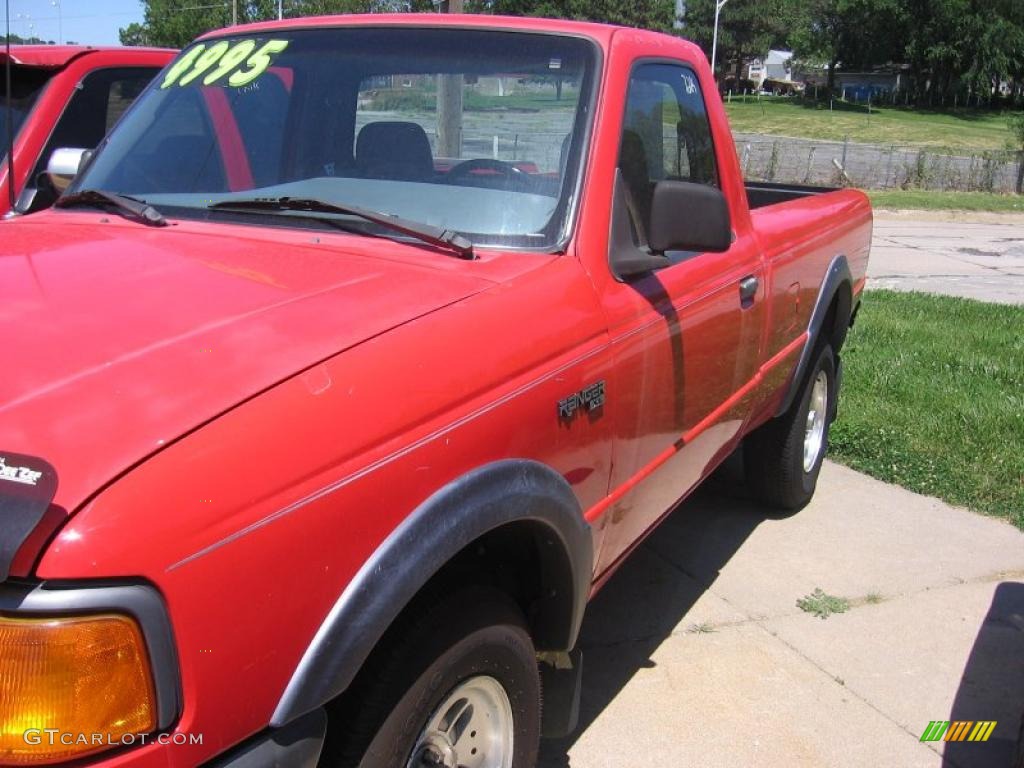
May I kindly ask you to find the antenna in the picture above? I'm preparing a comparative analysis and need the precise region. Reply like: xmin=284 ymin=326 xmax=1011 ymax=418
xmin=5 ymin=0 xmax=14 ymax=213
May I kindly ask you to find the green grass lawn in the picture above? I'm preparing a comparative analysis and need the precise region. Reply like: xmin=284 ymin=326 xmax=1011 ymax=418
xmin=724 ymin=97 xmax=1015 ymax=151
xmin=867 ymin=190 xmax=1024 ymax=212
xmin=829 ymin=291 xmax=1023 ymax=530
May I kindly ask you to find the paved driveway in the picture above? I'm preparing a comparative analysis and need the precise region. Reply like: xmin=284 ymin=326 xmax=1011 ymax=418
xmin=868 ymin=211 xmax=1024 ymax=304
xmin=540 ymin=460 xmax=1024 ymax=768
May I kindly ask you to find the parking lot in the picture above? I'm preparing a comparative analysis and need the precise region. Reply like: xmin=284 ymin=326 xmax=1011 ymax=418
xmin=540 ymin=458 xmax=1024 ymax=768
xmin=869 ymin=210 xmax=1024 ymax=305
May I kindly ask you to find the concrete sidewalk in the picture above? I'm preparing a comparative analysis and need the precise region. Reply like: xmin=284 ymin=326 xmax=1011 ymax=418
xmin=868 ymin=211 xmax=1024 ymax=305
xmin=540 ymin=461 xmax=1024 ymax=768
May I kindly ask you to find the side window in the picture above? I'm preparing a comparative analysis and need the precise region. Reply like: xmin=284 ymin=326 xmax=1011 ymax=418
xmin=105 ymin=72 xmax=157 ymax=131
xmin=34 ymin=67 xmax=159 ymax=178
xmin=618 ymin=62 xmax=718 ymax=242
xmin=97 ymin=86 xmax=227 ymax=194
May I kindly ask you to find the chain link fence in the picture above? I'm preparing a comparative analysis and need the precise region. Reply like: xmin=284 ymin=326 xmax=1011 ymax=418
xmin=733 ymin=132 xmax=1024 ymax=193
xmin=357 ymin=110 xmax=1024 ymax=193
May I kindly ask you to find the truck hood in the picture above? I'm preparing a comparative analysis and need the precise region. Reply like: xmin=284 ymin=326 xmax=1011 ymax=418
xmin=0 ymin=214 xmax=492 ymax=516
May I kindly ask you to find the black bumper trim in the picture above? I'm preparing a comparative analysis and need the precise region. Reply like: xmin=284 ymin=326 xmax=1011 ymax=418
xmin=206 ymin=709 xmax=327 ymax=768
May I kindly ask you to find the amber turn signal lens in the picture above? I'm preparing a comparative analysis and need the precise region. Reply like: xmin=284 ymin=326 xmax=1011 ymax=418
xmin=0 ymin=614 xmax=157 ymax=765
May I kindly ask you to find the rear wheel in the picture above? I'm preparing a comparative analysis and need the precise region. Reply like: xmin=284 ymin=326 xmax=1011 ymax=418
xmin=744 ymin=342 xmax=836 ymax=510
xmin=323 ymin=587 xmax=541 ymax=768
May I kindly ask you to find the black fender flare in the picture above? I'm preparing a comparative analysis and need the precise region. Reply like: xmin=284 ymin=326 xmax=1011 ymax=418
xmin=270 ymin=459 xmax=592 ymax=727
xmin=775 ymin=254 xmax=853 ymax=416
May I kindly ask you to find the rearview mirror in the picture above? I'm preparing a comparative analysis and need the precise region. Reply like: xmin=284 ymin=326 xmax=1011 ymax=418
xmin=46 ymin=147 xmax=92 ymax=193
xmin=648 ymin=181 xmax=732 ymax=255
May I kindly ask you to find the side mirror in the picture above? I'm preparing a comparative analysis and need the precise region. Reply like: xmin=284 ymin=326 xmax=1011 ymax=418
xmin=648 ymin=180 xmax=732 ymax=254
xmin=46 ymin=147 xmax=92 ymax=193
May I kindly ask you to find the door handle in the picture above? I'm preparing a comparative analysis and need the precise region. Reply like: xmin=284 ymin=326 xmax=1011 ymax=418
xmin=739 ymin=275 xmax=759 ymax=307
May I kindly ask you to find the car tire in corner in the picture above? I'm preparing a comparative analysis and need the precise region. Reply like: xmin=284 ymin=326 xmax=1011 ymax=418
xmin=744 ymin=342 xmax=837 ymax=510
xmin=323 ymin=586 xmax=541 ymax=768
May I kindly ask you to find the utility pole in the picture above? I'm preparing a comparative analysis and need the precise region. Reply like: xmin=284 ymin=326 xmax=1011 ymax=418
xmin=51 ymin=0 xmax=61 ymax=44
xmin=435 ymin=0 xmax=463 ymax=159
xmin=6 ymin=0 xmax=16 ymax=214
xmin=232 ymin=0 xmax=237 ymax=26
xmin=711 ymin=0 xmax=728 ymax=81
xmin=278 ymin=0 xmax=283 ymax=19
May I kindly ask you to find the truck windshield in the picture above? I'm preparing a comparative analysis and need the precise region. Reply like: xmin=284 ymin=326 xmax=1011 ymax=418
xmin=1 ymin=66 xmax=53 ymax=164
xmin=75 ymin=27 xmax=597 ymax=250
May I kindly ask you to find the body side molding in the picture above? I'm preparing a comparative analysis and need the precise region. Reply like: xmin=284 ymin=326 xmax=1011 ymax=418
xmin=270 ymin=459 xmax=592 ymax=728
xmin=775 ymin=253 xmax=852 ymax=416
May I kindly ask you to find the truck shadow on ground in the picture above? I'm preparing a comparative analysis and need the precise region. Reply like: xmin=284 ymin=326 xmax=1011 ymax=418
xmin=539 ymin=455 xmax=785 ymax=767
xmin=943 ymin=581 xmax=1024 ymax=768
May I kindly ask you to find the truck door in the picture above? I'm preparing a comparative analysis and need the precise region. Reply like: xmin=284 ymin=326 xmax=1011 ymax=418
xmin=595 ymin=61 xmax=766 ymax=573
xmin=19 ymin=66 xmax=161 ymax=212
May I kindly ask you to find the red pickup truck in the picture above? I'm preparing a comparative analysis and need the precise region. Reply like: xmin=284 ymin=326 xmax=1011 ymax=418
xmin=0 ymin=15 xmax=871 ymax=768
xmin=1 ymin=45 xmax=174 ymax=217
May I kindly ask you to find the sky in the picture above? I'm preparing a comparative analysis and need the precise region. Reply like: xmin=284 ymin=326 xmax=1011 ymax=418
xmin=2 ymin=0 xmax=145 ymax=45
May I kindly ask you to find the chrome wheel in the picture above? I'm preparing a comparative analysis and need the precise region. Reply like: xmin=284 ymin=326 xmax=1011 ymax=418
xmin=407 ymin=675 xmax=514 ymax=768
xmin=803 ymin=370 xmax=829 ymax=473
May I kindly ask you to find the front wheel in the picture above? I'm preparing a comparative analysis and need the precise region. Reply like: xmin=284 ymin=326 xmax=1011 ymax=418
xmin=744 ymin=342 xmax=837 ymax=510
xmin=323 ymin=587 xmax=541 ymax=768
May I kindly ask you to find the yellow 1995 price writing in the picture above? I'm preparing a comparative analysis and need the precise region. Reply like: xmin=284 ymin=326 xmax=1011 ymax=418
xmin=161 ymin=39 xmax=289 ymax=89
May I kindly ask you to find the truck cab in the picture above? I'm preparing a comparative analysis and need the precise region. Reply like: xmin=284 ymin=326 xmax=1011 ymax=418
xmin=0 ymin=16 xmax=870 ymax=768
xmin=0 ymin=45 xmax=175 ymax=217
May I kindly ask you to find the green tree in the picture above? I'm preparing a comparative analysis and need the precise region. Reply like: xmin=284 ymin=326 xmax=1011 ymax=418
xmin=788 ymin=0 xmax=905 ymax=93
xmin=903 ymin=0 xmax=1024 ymax=105
xmin=119 ymin=22 xmax=149 ymax=46
xmin=120 ymin=0 xmax=436 ymax=49
xmin=120 ymin=0 xmax=277 ymax=49
xmin=680 ymin=0 xmax=790 ymax=81
xmin=489 ymin=0 xmax=675 ymax=31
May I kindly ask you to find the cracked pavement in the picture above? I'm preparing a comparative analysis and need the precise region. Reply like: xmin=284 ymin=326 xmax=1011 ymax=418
xmin=539 ymin=460 xmax=1024 ymax=768
xmin=868 ymin=211 xmax=1024 ymax=304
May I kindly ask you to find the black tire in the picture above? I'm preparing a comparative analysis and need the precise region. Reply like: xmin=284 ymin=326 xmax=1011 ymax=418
xmin=322 ymin=587 xmax=541 ymax=768
xmin=744 ymin=342 xmax=836 ymax=510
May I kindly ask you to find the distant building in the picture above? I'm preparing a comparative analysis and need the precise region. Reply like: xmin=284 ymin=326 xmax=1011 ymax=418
xmin=833 ymin=70 xmax=903 ymax=100
xmin=800 ymin=65 xmax=911 ymax=99
xmin=748 ymin=50 xmax=793 ymax=87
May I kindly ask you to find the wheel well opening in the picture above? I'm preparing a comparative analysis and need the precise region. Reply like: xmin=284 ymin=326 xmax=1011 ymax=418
xmin=824 ymin=283 xmax=852 ymax=353
xmin=322 ymin=520 xmax=574 ymax=725
xmin=415 ymin=520 xmax=574 ymax=651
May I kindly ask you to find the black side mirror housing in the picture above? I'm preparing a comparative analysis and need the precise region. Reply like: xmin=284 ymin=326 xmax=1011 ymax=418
xmin=648 ymin=180 xmax=732 ymax=255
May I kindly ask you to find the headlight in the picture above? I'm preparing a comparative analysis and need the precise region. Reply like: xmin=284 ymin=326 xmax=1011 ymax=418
xmin=0 ymin=614 xmax=157 ymax=765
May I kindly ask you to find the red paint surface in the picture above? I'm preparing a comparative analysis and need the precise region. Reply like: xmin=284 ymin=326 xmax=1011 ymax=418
xmin=0 ymin=47 xmax=176 ymax=216
xmin=0 ymin=16 xmax=871 ymax=766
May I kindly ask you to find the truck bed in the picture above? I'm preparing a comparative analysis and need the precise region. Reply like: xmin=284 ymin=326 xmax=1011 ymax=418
xmin=746 ymin=181 xmax=840 ymax=210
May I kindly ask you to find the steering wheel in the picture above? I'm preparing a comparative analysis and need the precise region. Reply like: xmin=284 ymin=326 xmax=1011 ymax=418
xmin=446 ymin=158 xmax=529 ymax=189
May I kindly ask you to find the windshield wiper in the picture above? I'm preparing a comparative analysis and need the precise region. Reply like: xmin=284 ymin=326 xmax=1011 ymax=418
xmin=209 ymin=196 xmax=474 ymax=260
xmin=56 ymin=189 xmax=167 ymax=227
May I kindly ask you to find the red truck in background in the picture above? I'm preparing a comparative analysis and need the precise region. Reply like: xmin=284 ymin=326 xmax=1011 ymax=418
xmin=0 ymin=15 xmax=871 ymax=768
xmin=1 ymin=45 xmax=174 ymax=217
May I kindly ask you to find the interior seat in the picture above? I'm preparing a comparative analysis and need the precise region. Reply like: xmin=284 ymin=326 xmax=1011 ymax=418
xmin=618 ymin=129 xmax=653 ymax=242
xmin=355 ymin=121 xmax=434 ymax=181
